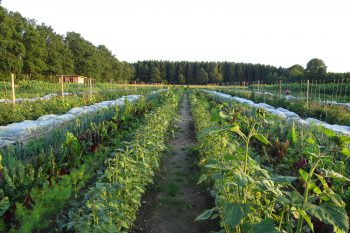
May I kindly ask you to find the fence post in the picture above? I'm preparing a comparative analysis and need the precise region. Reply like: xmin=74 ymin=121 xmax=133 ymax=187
xmin=61 ymin=75 xmax=64 ymax=98
xmin=318 ymin=80 xmax=321 ymax=101
xmin=323 ymin=80 xmax=326 ymax=102
xmin=335 ymin=79 xmax=340 ymax=102
xmin=339 ymin=79 xmax=344 ymax=102
xmin=309 ymin=80 xmax=314 ymax=99
xmin=257 ymin=80 xmax=260 ymax=92
xmin=279 ymin=80 xmax=282 ymax=97
xmin=11 ymin=73 xmax=16 ymax=106
xmin=89 ymin=78 xmax=92 ymax=97
xmin=343 ymin=79 xmax=348 ymax=102
xmin=306 ymin=79 xmax=309 ymax=109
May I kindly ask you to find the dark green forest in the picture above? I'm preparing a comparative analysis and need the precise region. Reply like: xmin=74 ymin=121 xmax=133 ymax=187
xmin=133 ymin=59 xmax=350 ymax=85
xmin=0 ymin=6 xmax=134 ymax=82
xmin=1 ymin=5 xmax=349 ymax=84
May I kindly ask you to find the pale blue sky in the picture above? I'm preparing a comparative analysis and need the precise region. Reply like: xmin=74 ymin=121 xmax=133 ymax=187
xmin=2 ymin=0 xmax=350 ymax=72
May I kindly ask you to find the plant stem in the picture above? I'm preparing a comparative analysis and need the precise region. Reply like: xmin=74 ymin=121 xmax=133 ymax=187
xmin=278 ymin=209 xmax=285 ymax=231
xmin=286 ymin=208 xmax=292 ymax=233
xmin=243 ymin=140 xmax=249 ymax=174
xmin=296 ymin=159 xmax=320 ymax=233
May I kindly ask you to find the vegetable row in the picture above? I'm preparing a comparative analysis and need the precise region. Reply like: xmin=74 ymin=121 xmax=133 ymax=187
xmin=0 ymin=80 xmax=147 ymax=99
xmin=215 ymin=88 xmax=350 ymax=127
xmin=206 ymin=90 xmax=350 ymax=137
xmin=191 ymin=91 xmax=349 ymax=233
xmin=248 ymin=82 xmax=350 ymax=103
xmin=0 ymin=89 xmax=178 ymax=232
xmin=64 ymin=89 xmax=180 ymax=232
xmin=0 ymin=86 xmax=161 ymax=126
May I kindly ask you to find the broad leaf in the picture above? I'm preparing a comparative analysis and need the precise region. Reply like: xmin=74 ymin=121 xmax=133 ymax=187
xmin=315 ymin=174 xmax=330 ymax=191
xmin=276 ymin=195 xmax=291 ymax=204
xmin=197 ymin=174 xmax=208 ymax=185
xmin=241 ymin=223 xmax=253 ymax=232
xmin=326 ymin=193 xmax=345 ymax=207
xmin=233 ymin=171 xmax=253 ymax=187
xmin=339 ymin=136 xmax=350 ymax=145
xmin=304 ymin=151 xmax=331 ymax=159
xmin=341 ymin=148 xmax=350 ymax=157
xmin=0 ymin=197 xmax=10 ymax=216
xmin=223 ymin=203 xmax=250 ymax=229
xmin=305 ymin=203 xmax=349 ymax=232
xmin=195 ymin=209 xmax=214 ymax=221
xmin=299 ymin=169 xmax=309 ymax=182
xmin=205 ymin=164 xmax=221 ymax=169
xmin=299 ymin=209 xmax=314 ymax=232
xmin=320 ymin=127 xmax=336 ymax=137
xmin=320 ymin=169 xmax=350 ymax=182
xmin=252 ymin=218 xmax=279 ymax=233
xmin=253 ymin=133 xmax=271 ymax=146
xmin=269 ymin=175 xmax=297 ymax=184
xmin=313 ymin=186 xmax=322 ymax=195
xmin=303 ymin=151 xmax=318 ymax=158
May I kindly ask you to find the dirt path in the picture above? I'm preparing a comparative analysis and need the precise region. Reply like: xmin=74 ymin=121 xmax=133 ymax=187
xmin=131 ymin=94 xmax=217 ymax=233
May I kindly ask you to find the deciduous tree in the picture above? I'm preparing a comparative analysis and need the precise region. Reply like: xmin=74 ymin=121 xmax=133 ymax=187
xmin=306 ymin=58 xmax=327 ymax=80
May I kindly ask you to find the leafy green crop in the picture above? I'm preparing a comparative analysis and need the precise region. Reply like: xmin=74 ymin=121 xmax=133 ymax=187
xmin=65 ymin=89 xmax=180 ymax=232
xmin=0 ymin=90 xmax=173 ymax=232
xmin=192 ymin=90 xmax=350 ymax=233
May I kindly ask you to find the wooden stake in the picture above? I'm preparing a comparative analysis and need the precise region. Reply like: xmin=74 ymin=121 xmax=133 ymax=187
xmin=279 ymin=80 xmax=282 ymax=97
xmin=339 ymin=79 xmax=344 ymax=102
xmin=323 ymin=80 xmax=326 ymax=102
xmin=89 ymin=78 xmax=92 ymax=97
xmin=306 ymin=79 xmax=309 ymax=109
xmin=61 ymin=75 xmax=64 ymax=98
xmin=335 ymin=79 xmax=340 ymax=102
xmin=11 ymin=73 xmax=15 ymax=106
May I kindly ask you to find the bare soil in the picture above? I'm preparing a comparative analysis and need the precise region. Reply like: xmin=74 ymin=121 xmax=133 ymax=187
xmin=130 ymin=94 xmax=218 ymax=233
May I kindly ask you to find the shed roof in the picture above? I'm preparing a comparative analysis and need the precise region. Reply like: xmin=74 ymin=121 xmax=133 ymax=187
xmin=57 ymin=75 xmax=88 ymax=78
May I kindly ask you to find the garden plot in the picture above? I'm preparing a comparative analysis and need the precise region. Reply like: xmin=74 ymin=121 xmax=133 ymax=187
xmin=204 ymin=90 xmax=350 ymax=136
xmin=0 ymin=89 xmax=133 ymax=103
xmin=191 ymin=91 xmax=350 ymax=233
xmin=230 ymin=89 xmax=350 ymax=107
xmin=0 ymin=92 xmax=72 ymax=103
xmin=0 ymin=93 xmax=158 ymax=148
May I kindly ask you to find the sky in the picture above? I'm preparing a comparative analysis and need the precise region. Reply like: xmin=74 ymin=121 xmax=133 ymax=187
xmin=2 ymin=0 xmax=350 ymax=72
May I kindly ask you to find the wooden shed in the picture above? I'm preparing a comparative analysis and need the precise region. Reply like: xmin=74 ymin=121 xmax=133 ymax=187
xmin=58 ymin=75 xmax=87 ymax=84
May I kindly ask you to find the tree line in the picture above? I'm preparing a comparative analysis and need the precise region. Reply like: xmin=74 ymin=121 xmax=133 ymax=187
xmin=1 ymin=5 xmax=349 ymax=84
xmin=133 ymin=59 xmax=350 ymax=85
xmin=0 ymin=6 xmax=134 ymax=82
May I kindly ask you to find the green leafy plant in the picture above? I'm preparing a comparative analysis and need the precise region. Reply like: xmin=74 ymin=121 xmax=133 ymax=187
xmin=192 ymin=90 xmax=349 ymax=233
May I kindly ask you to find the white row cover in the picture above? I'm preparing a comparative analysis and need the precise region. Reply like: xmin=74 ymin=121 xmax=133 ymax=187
xmin=231 ymin=89 xmax=350 ymax=107
xmin=204 ymin=90 xmax=350 ymax=137
xmin=0 ymin=94 xmax=142 ymax=148
xmin=0 ymin=92 xmax=73 ymax=103
xmin=0 ymin=89 xmax=127 ymax=103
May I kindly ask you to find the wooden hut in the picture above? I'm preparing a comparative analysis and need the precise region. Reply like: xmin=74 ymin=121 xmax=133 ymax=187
xmin=58 ymin=75 xmax=87 ymax=84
